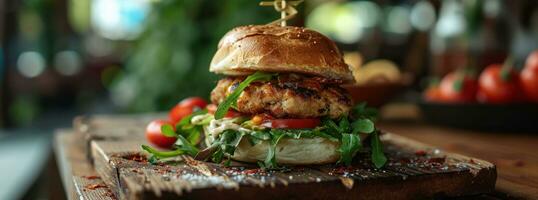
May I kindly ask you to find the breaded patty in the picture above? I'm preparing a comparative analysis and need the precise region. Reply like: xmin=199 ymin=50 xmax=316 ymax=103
xmin=211 ymin=74 xmax=352 ymax=118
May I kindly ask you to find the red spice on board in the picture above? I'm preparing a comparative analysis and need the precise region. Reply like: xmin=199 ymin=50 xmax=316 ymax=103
xmin=244 ymin=168 xmax=263 ymax=175
xmin=104 ymin=189 xmax=117 ymax=200
xmin=123 ymin=153 xmax=148 ymax=163
xmin=514 ymin=160 xmax=525 ymax=167
xmin=428 ymin=156 xmax=446 ymax=164
xmin=82 ymin=175 xmax=100 ymax=180
xmin=85 ymin=184 xmax=107 ymax=190
xmin=415 ymin=150 xmax=427 ymax=156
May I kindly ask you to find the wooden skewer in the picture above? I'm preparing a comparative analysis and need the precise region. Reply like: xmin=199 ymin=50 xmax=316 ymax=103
xmin=280 ymin=0 xmax=287 ymax=26
xmin=259 ymin=0 xmax=303 ymax=27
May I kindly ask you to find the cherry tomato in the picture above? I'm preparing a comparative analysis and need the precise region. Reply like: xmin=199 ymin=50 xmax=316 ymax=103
xmin=423 ymin=86 xmax=443 ymax=102
xmin=477 ymin=64 xmax=522 ymax=103
xmin=525 ymin=50 xmax=538 ymax=70
xmin=261 ymin=118 xmax=321 ymax=129
xmin=206 ymin=104 xmax=243 ymax=118
xmin=521 ymin=62 xmax=538 ymax=102
xmin=439 ymin=72 xmax=478 ymax=103
xmin=169 ymin=97 xmax=208 ymax=123
xmin=145 ymin=120 xmax=177 ymax=148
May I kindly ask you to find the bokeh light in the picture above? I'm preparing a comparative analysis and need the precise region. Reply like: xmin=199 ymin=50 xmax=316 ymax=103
xmin=16 ymin=51 xmax=46 ymax=78
xmin=91 ymin=0 xmax=150 ymax=40
xmin=410 ymin=1 xmax=436 ymax=31
xmin=54 ymin=51 xmax=83 ymax=76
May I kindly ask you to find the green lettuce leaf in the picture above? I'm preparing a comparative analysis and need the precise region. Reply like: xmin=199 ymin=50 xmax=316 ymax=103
xmin=141 ymin=145 xmax=185 ymax=158
xmin=370 ymin=131 xmax=387 ymax=168
xmin=351 ymin=118 xmax=375 ymax=134
xmin=174 ymin=134 xmax=199 ymax=156
xmin=262 ymin=130 xmax=286 ymax=169
xmin=215 ymin=72 xmax=276 ymax=119
xmin=338 ymin=133 xmax=362 ymax=165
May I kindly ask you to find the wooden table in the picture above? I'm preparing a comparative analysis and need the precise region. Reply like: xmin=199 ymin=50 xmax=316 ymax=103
xmin=378 ymin=122 xmax=538 ymax=199
xmin=53 ymin=110 xmax=537 ymax=199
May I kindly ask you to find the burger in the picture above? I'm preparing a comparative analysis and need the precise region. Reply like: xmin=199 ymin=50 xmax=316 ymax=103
xmin=143 ymin=25 xmax=386 ymax=169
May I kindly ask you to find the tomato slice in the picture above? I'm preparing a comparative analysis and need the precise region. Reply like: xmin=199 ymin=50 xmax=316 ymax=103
xmin=262 ymin=118 xmax=321 ymax=129
xmin=206 ymin=104 xmax=243 ymax=118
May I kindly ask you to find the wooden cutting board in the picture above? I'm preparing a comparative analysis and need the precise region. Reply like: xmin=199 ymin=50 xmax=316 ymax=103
xmin=76 ymin=114 xmax=496 ymax=200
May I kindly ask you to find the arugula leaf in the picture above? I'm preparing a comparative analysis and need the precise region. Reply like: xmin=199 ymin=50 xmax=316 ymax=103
xmin=218 ymin=130 xmax=243 ymax=155
xmin=161 ymin=124 xmax=176 ymax=137
xmin=338 ymin=133 xmax=362 ymax=165
xmin=338 ymin=117 xmax=351 ymax=133
xmin=174 ymin=134 xmax=199 ymax=156
xmin=312 ymin=130 xmax=339 ymax=141
xmin=215 ymin=72 xmax=276 ymax=119
xmin=263 ymin=130 xmax=286 ymax=169
xmin=247 ymin=136 xmax=261 ymax=146
xmin=247 ymin=130 xmax=270 ymax=146
xmin=322 ymin=117 xmax=342 ymax=133
xmin=352 ymin=102 xmax=378 ymax=121
xmin=185 ymin=126 xmax=203 ymax=145
xmin=141 ymin=145 xmax=184 ymax=158
xmin=175 ymin=110 xmax=208 ymax=145
xmin=351 ymin=118 xmax=375 ymax=134
xmin=212 ymin=149 xmax=224 ymax=163
xmin=370 ymin=131 xmax=387 ymax=168
xmin=250 ymin=130 xmax=271 ymax=140
xmin=176 ymin=109 xmax=207 ymax=127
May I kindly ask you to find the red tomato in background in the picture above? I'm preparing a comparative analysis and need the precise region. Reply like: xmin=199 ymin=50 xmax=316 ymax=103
xmin=439 ymin=72 xmax=478 ymax=103
xmin=423 ymin=86 xmax=443 ymax=102
xmin=261 ymin=118 xmax=321 ymax=129
xmin=206 ymin=104 xmax=243 ymax=118
xmin=477 ymin=64 xmax=522 ymax=103
xmin=521 ymin=51 xmax=538 ymax=102
xmin=525 ymin=51 xmax=538 ymax=70
xmin=145 ymin=120 xmax=177 ymax=148
xmin=169 ymin=97 xmax=208 ymax=123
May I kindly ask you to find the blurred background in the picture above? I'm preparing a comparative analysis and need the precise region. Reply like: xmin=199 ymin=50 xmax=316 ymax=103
xmin=0 ymin=0 xmax=537 ymax=199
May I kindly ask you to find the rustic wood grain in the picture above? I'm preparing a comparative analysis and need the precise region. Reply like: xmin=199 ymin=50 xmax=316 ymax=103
xmin=89 ymin=131 xmax=496 ymax=200
xmin=73 ymin=176 xmax=117 ymax=200
xmin=52 ymin=107 xmax=538 ymax=199
xmin=54 ymin=130 xmax=118 ymax=200
xmin=74 ymin=113 xmax=165 ymax=163
xmin=379 ymin=122 xmax=538 ymax=199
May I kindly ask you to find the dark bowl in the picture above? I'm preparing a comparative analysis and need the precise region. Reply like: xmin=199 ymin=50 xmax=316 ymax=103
xmin=343 ymin=83 xmax=405 ymax=107
xmin=343 ymin=74 xmax=412 ymax=107
xmin=418 ymin=101 xmax=538 ymax=133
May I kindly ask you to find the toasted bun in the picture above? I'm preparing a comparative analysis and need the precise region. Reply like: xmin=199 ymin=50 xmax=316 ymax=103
xmin=210 ymin=25 xmax=353 ymax=82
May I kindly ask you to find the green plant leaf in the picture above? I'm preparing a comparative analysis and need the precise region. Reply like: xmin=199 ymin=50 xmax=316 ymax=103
xmin=339 ymin=116 xmax=351 ymax=133
xmin=218 ymin=130 xmax=243 ymax=155
xmin=453 ymin=76 xmax=464 ymax=92
xmin=174 ymin=135 xmax=199 ymax=156
xmin=351 ymin=119 xmax=375 ymax=134
xmin=322 ymin=117 xmax=342 ymax=133
xmin=338 ymin=133 xmax=362 ymax=165
xmin=161 ymin=124 xmax=176 ymax=137
xmin=215 ymin=71 xmax=276 ymax=119
xmin=352 ymin=102 xmax=378 ymax=121
xmin=370 ymin=131 xmax=387 ymax=168
xmin=141 ymin=145 xmax=184 ymax=159
xmin=263 ymin=130 xmax=285 ymax=169
xmin=212 ymin=149 xmax=224 ymax=163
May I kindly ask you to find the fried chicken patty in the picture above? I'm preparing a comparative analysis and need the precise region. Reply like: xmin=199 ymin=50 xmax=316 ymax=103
xmin=211 ymin=74 xmax=352 ymax=118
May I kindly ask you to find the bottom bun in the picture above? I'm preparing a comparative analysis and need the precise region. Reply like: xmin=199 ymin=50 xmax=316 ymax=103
xmin=232 ymin=137 xmax=341 ymax=165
